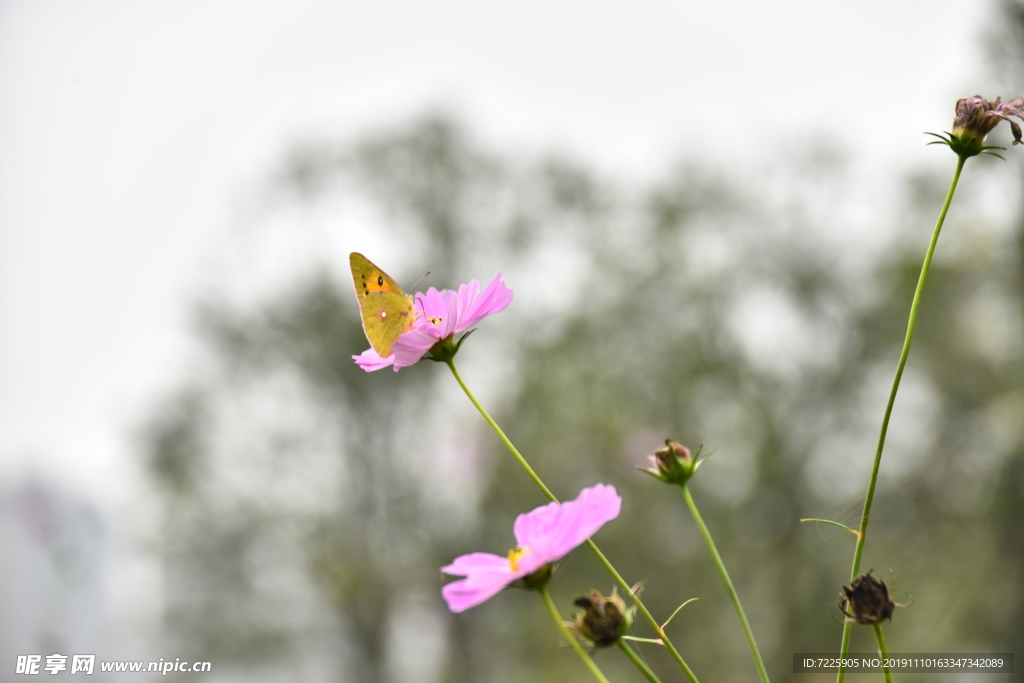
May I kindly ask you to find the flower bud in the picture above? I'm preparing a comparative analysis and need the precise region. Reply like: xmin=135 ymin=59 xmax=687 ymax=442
xmin=639 ymin=439 xmax=702 ymax=485
xmin=570 ymin=589 xmax=634 ymax=647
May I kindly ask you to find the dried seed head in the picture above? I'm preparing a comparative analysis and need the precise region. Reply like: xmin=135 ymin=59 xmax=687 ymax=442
xmin=838 ymin=571 xmax=896 ymax=625
xmin=570 ymin=589 xmax=634 ymax=647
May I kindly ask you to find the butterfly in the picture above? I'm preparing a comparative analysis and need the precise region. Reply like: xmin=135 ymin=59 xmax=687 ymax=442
xmin=350 ymin=252 xmax=417 ymax=357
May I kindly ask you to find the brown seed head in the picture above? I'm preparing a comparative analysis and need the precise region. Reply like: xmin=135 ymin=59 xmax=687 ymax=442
xmin=838 ymin=571 xmax=895 ymax=625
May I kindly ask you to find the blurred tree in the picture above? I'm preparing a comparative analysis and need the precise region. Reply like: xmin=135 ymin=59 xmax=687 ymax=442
xmin=144 ymin=108 xmax=1022 ymax=682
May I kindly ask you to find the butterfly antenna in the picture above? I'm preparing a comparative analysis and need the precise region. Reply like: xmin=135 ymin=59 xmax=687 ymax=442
xmin=409 ymin=270 xmax=431 ymax=291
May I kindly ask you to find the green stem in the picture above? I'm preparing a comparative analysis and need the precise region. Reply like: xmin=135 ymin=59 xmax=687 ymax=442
xmin=682 ymin=485 xmax=770 ymax=683
xmin=538 ymin=585 xmax=611 ymax=683
xmin=873 ymin=623 xmax=892 ymax=683
xmin=447 ymin=359 xmax=700 ymax=682
xmin=837 ymin=154 xmax=966 ymax=682
xmin=617 ymin=640 xmax=663 ymax=683
xmin=445 ymin=359 xmax=557 ymax=501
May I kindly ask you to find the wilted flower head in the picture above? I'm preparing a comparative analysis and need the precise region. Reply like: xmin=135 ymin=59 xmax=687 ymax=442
xmin=570 ymin=588 xmax=635 ymax=647
xmin=354 ymin=272 xmax=513 ymax=372
xmin=838 ymin=571 xmax=898 ymax=625
xmin=954 ymin=96 xmax=1024 ymax=143
xmin=929 ymin=95 xmax=1024 ymax=158
xmin=441 ymin=484 xmax=622 ymax=613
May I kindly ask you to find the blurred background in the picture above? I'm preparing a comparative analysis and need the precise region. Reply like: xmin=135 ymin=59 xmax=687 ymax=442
xmin=2 ymin=1 xmax=1023 ymax=681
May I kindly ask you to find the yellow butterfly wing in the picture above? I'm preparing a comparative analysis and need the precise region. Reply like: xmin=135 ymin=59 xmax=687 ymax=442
xmin=350 ymin=252 xmax=416 ymax=357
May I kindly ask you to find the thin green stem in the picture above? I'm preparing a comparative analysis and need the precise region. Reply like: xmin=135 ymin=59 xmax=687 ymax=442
xmin=538 ymin=585 xmax=611 ymax=683
xmin=837 ymin=154 xmax=967 ymax=682
xmin=837 ymin=627 xmax=853 ymax=683
xmin=617 ymin=640 xmax=663 ymax=683
xmin=446 ymin=359 xmax=700 ymax=682
xmin=682 ymin=485 xmax=770 ymax=683
xmin=445 ymin=359 xmax=557 ymax=501
xmin=873 ymin=623 xmax=893 ymax=683
xmin=799 ymin=518 xmax=860 ymax=535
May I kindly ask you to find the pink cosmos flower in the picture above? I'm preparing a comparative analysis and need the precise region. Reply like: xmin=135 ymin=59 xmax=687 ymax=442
xmin=354 ymin=272 xmax=514 ymax=372
xmin=441 ymin=484 xmax=622 ymax=613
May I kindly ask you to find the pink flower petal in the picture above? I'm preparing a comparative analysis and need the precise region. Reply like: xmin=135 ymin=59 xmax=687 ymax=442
xmin=441 ymin=552 xmax=512 ymax=576
xmin=514 ymin=484 xmax=621 ymax=560
xmin=441 ymin=553 xmax=521 ymax=613
xmin=389 ymin=326 xmax=440 ymax=368
xmin=416 ymin=288 xmax=459 ymax=338
xmin=442 ymin=576 xmax=512 ymax=613
xmin=352 ymin=348 xmax=395 ymax=372
xmin=455 ymin=273 xmax=513 ymax=332
xmin=440 ymin=485 xmax=621 ymax=612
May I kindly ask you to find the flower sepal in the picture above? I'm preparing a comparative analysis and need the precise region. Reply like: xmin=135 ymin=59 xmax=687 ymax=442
xmin=423 ymin=329 xmax=477 ymax=364
xmin=638 ymin=440 xmax=708 ymax=486
xmin=510 ymin=563 xmax=554 ymax=591
xmin=925 ymin=131 xmax=1007 ymax=160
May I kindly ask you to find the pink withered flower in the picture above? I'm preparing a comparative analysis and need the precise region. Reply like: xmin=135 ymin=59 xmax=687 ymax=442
xmin=928 ymin=95 xmax=1024 ymax=158
xmin=954 ymin=96 xmax=1024 ymax=144
xmin=354 ymin=272 xmax=514 ymax=372
xmin=441 ymin=484 xmax=622 ymax=613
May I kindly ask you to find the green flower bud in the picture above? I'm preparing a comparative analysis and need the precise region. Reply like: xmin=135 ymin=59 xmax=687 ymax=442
xmin=638 ymin=439 xmax=703 ymax=485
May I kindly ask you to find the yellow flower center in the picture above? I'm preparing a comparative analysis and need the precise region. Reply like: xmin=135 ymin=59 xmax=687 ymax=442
xmin=507 ymin=545 xmax=530 ymax=572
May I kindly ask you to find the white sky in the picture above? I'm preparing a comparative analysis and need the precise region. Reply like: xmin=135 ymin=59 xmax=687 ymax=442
xmin=0 ymin=0 xmax=998 ymax=511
